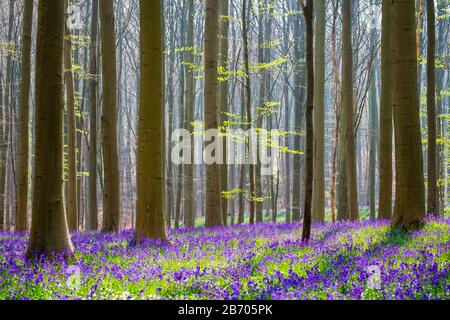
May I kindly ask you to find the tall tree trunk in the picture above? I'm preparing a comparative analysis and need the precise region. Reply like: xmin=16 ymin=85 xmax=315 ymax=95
xmin=64 ymin=18 xmax=79 ymax=232
xmin=204 ymin=0 xmax=223 ymax=227
xmin=27 ymin=0 xmax=73 ymax=259
xmin=238 ymin=85 xmax=246 ymax=224
xmin=435 ymin=0 xmax=446 ymax=216
xmin=342 ymin=0 xmax=359 ymax=221
xmin=369 ymin=0 xmax=379 ymax=221
xmin=166 ymin=26 xmax=175 ymax=228
xmin=136 ymin=0 xmax=167 ymax=242
xmin=292 ymin=11 xmax=305 ymax=222
xmin=284 ymin=85 xmax=291 ymax=224
xmin=16 ymin=0 xmax=33 ymax=232
xmin=379 ymin=0 xmax=393 ymax=219
xmin=301 ymin=0 xmax=314 ymax=242
xmin=282 ymin=13 xmax=291 ymax=224
xmin=426 ymin=0 xmax=438 ymax=216
xmin=330 ymin=4 xmax=341 ymax=224
xmin=392 ymin=0 xmax=426 ymax=228
xmin=242 ymin=0 xmax=256 ymax=225
xmin=219 ymin=0 xmax=229 ymax=226
xmin=255 ymin=2 xmax=264 ymax=224
xmin=0 ymin=0 xmax=14 ymax=232
xmin=99 ymin=0 xmax=121 ymax=232
xmin=184 ymin=0 xmax=196 ymax=229
xmin=87 ymin=0 xmax=99 ymax=231
xmin=312 ymin=0 xmax=325 ymax=223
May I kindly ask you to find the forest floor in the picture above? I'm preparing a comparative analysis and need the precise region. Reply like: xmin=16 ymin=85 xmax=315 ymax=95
xmin=0 ymin=217 xmax=449 ymax=300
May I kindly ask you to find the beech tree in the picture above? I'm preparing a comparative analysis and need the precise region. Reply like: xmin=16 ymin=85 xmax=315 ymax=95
xmin=204 ymin=0 xmax=223 ymax=227
xmin=219 ymin=0 xmax=230 ymax=226
xmin=379 ymin=0 xmax=393 ymax=220
xmin=27 ymin=0 xmax=73 ymax=259
xmin=392 ymin=0 xmax=426 ymax=228
xmin=342 ymin=0 xmax=359 ymax=221
xmin=64 ymin=13 xmax=79 ymax=231
xmin=135 ymin=0 xmax=167 ymax=242
xmin=301 ymin=0 xmax=314 ymax=242
xmin=87 ymin=0 xmax=99 ymax=231
xmin=312 ymin=0 xmax=325 ymax=223
xmin=16 ymin=0 xmax=33 ymax=232
xmin=426 ymin=0 xmax=438 ymax=216
xmin=99 ymin=0 xmax=121 ymax=232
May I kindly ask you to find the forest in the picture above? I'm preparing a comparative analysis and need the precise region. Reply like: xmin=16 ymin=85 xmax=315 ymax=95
xmin=0 ymin=0 xmax=449 ymax=301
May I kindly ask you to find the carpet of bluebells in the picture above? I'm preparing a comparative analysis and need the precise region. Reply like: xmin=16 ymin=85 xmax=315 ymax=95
xmin=0 ymin=217 xmax=449 ymax=300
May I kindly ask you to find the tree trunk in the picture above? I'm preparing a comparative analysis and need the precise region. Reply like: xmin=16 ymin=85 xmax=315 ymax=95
xmin=255 ymin=1 xmax=265 ymax=224
xmin=204 ymin=0 xmax=223 ymax=227
xmin=27 ymin=0 xmax=73 ymax=259
xmin=0 ymin=0 xmax=14 ymax=232
xmin=312 ymin=0 xmax=325 ymax=223
xmin=330 ymin=4 xmax=341 ymax=224
xmin=184 ymin=0 xmax=196 ymax=229
xmin=292 ymin=11 xmax=305 ymax=222
xmin=87 ymin=0 xmax=99 ymax=231
xmin=426 ymin=0 xmax=438 ymax=216
xmin=379 ymin=0 xmax=393 ymax=220
xmin=136 ymin=0 xmax=167 ymax=242
xmin=342 ymin=0 xmax=359 ymax=221
xmin=99 ymin=0 xmax=121 ymax=232
xmin=219 ymin=0 xmax=229 ymax=226
xmin=302 ymin=0 xmax=314 ymax=242
xmin=392 ymin=0 xmax=426 ymax=228
xmin=369 ymin=0 xmax=379 ymax=221
xmin=242 ymin=0 xmax=255 ymax=225
xmin=64 ymin=18 xmax=79 ymax=232
xmin=16 ymin=0 xmax=33 ymax=232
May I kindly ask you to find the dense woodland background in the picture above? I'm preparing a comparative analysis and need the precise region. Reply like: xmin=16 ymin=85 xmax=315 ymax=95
xmin=0 ymin=0 xmax=449 ymax=250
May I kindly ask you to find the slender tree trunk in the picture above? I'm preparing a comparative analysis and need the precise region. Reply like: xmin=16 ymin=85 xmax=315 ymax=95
xmin=342 ymin=0 xmax=359 ymax=221
xmin=379 ymin=0 xmax=394 ymax=219
xmin=99 ymin=0 xmax=121 ymax=232
xmin=292 ymin=12 xmax=305 ymax=222
xmin=16 ymin=0 xmax=33 ymax=232
xmin=330 ymin=5 xmax=341 ymax=224
xmin=87 ymin=0 xmax=99 ymax=231
xmin=136 ymin=0 xmax=167 ymax=242
xmin=238 ymin=85 xmax=245 ymax=225
xmin=284 ymin=84 xmax=291 ymax=224
xmin=436 ymin=1 xmax=446 ymax=216
xmin=255 ymin=5 xmax=264 ymax=224
xmin=242 ymin=0 xmax=255 ymax=225
xmin=219 ymin=0 xmax=229 ymax=226
xmin=0 ymin=0 xmax=14 ymax=232
xmin=166 ymin=31 xmax=175 ymax=228
xmin=426 ymin=0 xmax=438 ymax=216
xmin=184 ymin=0 xmax=196 ymax=229
xmin=64 ymin=19 xmax=79 ymax=232
xmin=369 ymin=0 xmax=379 ymax=221
xmin=204 ymin=0 xmax=223 ymax=227
xmin=392 ymin=0 xmax=426 ymax=228
xmin=302 ymin=0 xmax=314 ymax=242
xmin=282 ymin=14 xmax=291 ymax=224
xmin=27 ymin=0 xmax=73 ymax=259
xmin=312 ymin=0 xmax=325 ymax=223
